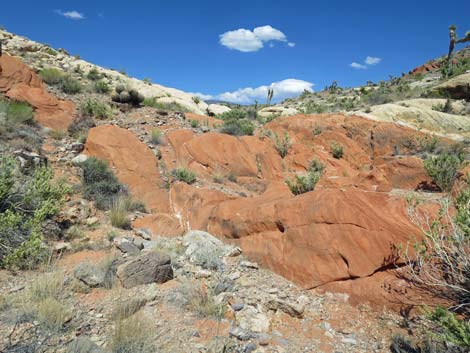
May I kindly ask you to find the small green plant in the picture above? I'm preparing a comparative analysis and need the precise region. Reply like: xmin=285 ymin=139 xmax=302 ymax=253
xmin=192 ymin=96 xmax=201 ymax=104
xmin=79 ymin=157 xmax=123 ymax=210
xmin=44 ymin=47 xmax=57 ymax=56
xmin=86 ymin=68 xmax=101 ymax=81
xmin=429 ymin=307 xmax=470 ymax=348
xmin=59 ymin=75 xmax=83 ymax=94
xmin=220 ymin=119 xmax=255 ymax=136
xmin=0 ymin=99 xmax=34 ymax=124
xmin=424 ymin=153 xmax=462 ymax=191
xmin=94 ymin=80 xmax=111 ymax=94
xmin=190 ymin=119 xmax=199 ymax=128
xmin=330 ymin=141 xmax=344 ymax=159
xmin=48 ymin=129 xmax=67 ymax=140
xmin=213 ymin=174 xmax=224 ymax=184
xmin=219 ymin=109 xmax=247 ymax=121
xmin=39 ymin=68 xmax=64 ymax=85
xmin=150 ymin=128 xmax=163 ymax=145
xmin=228 ymin=174 xmax=237 ymax=183
xmin=80 ymin=99 xmax=114 ymax=120
xmin=286 ymin=159 xmax=325 ymax=195
xmin=312 ymin=125 xmax=322 ymax=136
xmin=173 ymin=168 xmax=197 ymax=184
xmin=143 ymin=78 xmax=152 ymax=85
xmin=273 ymin=132 xmax=292 ymax=158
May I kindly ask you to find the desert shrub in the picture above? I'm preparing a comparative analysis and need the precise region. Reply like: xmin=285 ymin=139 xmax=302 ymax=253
xmin=94 ymin=80 xmax=111 ymax=94
xmin=418 ymin=134 xmax=440 ymax=153
xmin=79 ymin=157 xmax=123 ymax=210
xmin=190 ymin=119 xmax=199 ymax=128
xmin=80 ymin=99 xmax=113 ymax=120
xmin=173 ymin=168 xmax=197 ymax=184
xmin=220 ymin=119 xmax=255 ymax=136
xmin=150 ymin=128 xmax=163 ymax=145
xmin=429 ymin=308 xmax=470 ymax=348
xmin=143 ymin=97 xmax=189 ymax=112
xmin=424 ymin=153 xmax=462 ymax=191
xmin=366 ymin=90 xmax=393 ymax=105
xmin=192 ymin=96 xmax=201 ymax=104
xmin=110 ymin=313 xmax=155 ymax=353
xmin=0 ymin=158 xmax=69 ymax=269
xmin=432 ymin=99 xmax=453 ymax=114
xmin=109 ymin=197 xmax=131 ymax=229
xmin=68 ymin=115 xmax=95 ymax=139
xmin=405 ymin=185 xmax=470 ymax=314
xmin=39 ymin=68 xmax=64 ymax=85
xmin=86 ymin=68 xmax=101 ymax=81
xmin=2 ymin=100 xmax=34 ymax=124
xmin=273 ymin=132 xmax=292 ymax=158
xmin=178 ymin=281 xmax=226 ymax=319
xmin=35 ymin=297 xmax=71 ymax=332
xmin=49 ymin=129 xmax=67 ymax=140
xmin=213 ymin=174 xmax=224 ymax=184
xmin=389 ymin=334 xmax=463 ymax=353
xmin=60 ymin=75 xmax=83 ymax=94
xmin=143 ymin=78 xmax=152 ymax=85
xmin=218 ymin=109 xmax=247 ymax=121
xmin=330 ymin=141 xmax=344 ymax=159
xmin=312 ymin=125 xmax=322 ymax=136
xmin=286 ymin=159 xmax=325 ymax=195
xmin=304 ymin=102 xmax=328 ymax=114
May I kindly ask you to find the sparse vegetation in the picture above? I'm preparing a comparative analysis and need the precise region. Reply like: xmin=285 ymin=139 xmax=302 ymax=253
xmin=94 ymin=80 xmax=111 ymax=94
xmin=219 ymin=109 xmax=255 ymax=136
xmin=39 ymin=68 xmax=65 ymax=85
xmin=190 ymin=119 xmax=199 ymax=128
xmin=59 ymin=75 xmax=83 ymax=94
xmin=109 ymin=197 xmax=131 ymax=229
xmin=173 ymin=168 xmax=197 ymax=184
xmin=110 ymin=313 xmax=155 ymax=353
xmin=424 ymin=153 xmax=462 ymax=191
xmin=273 ymin=132 xmax=292 ymax=158
xmin=192 ymin=96 xmax=201 ymax=104
xmin=79 ymin=157 xmax=123 ymax=210
xmin=80 ymin=99 xmax=114 ymax=120
xmin=178 ymin=281 xmax=226 ymax=319
xmin=0 ymin=157 xmax=69 ymax=269
xmin=0 ymin=99 xmax=33 ymax=125
xmin=286 ymin=158 xmax=325 ymax=195
xmin=111 ymin=296 xmax=147 ymax=321
xmin=330 ymin=141 xmax=344 ymax=159
xmin=150 ymin=128 xmax=163 ymax=145
xmin=143 ymin=97 xmax=190 ymax=112
xmin=86 ymin=68 xmax=101 ymax=81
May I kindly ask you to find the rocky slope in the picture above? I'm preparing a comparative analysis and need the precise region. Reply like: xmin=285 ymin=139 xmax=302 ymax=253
xmin=0 ymin=33 xmax=469 ymax=353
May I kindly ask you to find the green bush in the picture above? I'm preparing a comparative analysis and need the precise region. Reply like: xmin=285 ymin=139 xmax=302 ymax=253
xmin=59 ymin=75 xmax=83 ymax=94
xmin=0 ymin=99 xmax=33 ymax=124
xmin=429 ymin=307 xmax=470 ymax=348
xmin=330 ymin=141 xmax=344 ymax=159
xmin=173 ymin=168 xmax=197 ymax=184
xmin=86 ymin=68 xmax=101 ymax=81
xmin=79 ymin=157 xmax=123 ymax=210
xmin=286 ymin=159 xmax=325 ymax=195
xmin=143 ymin=97 xmax=189 ymax=112
xmin=220 ymin=119 xmax=255 ymax=136
xmin=39 ymin=68 xmax=64 ymax=85
xmin=190 ymin=119 xmax=199 ymax=128
xmin=424 ymin=153 xmax=462 ymax=191
xmin=273 ymin=132 xmax=292 ymax=158
xmin=0 ymin=158 xmax=69 ymax=269
xmin=80 ymin=99 xmax=114 ymax=120
xmin=219 ymin=109 xmax=247 ymax=121
xmin=112 ymin=88 xmax=145 ymax=107
xmin=94 ymin=80 xmax=111 ymax=94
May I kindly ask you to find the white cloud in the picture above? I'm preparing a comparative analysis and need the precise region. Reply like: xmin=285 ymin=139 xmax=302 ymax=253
xmin=365 ymin=56 xmax=382 ymax=65
xmin=195 ymin=79 xmax=314 ymax=104
xmin=350 ymin=56 xmax=382 ymax=69
xmin=190 ymin=92 xmax=215 ymax=101
xmin=350 ymin=62 xmax=367 ymax=69
xmin=55 ymin=10 xmax=85 ymax=20
xmin=219 ymin=25 xmax=293 ymax=52
xmin=287 ymin=42 xmax=296 ymax=47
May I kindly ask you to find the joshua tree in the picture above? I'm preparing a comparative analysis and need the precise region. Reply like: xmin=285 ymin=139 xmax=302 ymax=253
xmin=266 ymin=89 xmax=274 ymax=106
xmin=448 ymin=24 xmax=470 ymax=59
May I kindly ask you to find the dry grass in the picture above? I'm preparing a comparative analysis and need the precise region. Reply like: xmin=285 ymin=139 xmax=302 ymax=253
xmin=35 ymin=297 xmax=71 ymax=332
xmin=110 ymin=313 xmax=155 ymax=353
xmin=111 ymin=296 xmax=147 ymax=321
xmin=109 ymin=197 xmax=131 ymax=229
xmin=178 ymin=281 xmax=226 ymax=319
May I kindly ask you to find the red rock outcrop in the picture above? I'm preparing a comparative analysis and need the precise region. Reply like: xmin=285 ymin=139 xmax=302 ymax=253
xmin=84 ymin=125 xmax=170 ymax=214
xmin=0 ymin=54 xmax=75 ymax=130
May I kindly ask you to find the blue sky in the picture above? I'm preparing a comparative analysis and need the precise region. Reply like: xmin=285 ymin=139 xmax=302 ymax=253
xmin=2 ymin=1 xmax=470 ymax=103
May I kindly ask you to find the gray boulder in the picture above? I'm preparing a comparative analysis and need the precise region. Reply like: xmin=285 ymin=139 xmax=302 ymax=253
xmin=117 ymin=251 xmax=173 ymax=288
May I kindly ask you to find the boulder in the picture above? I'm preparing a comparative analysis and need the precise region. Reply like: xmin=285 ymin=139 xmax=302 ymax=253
xmin=116 ymin=251 xmax=173 ymax=288
xmin=182 ymin=230 xmax=227 ymax=270
xmin=0 ymin=54 xmax=76 ymax=130
xmin=207 ymin=104 xmax=231 ymax=116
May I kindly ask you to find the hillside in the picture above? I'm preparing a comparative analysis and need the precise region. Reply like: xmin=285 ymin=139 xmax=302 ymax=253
xmin=0 ymin=29 xmax=470 ymax=353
